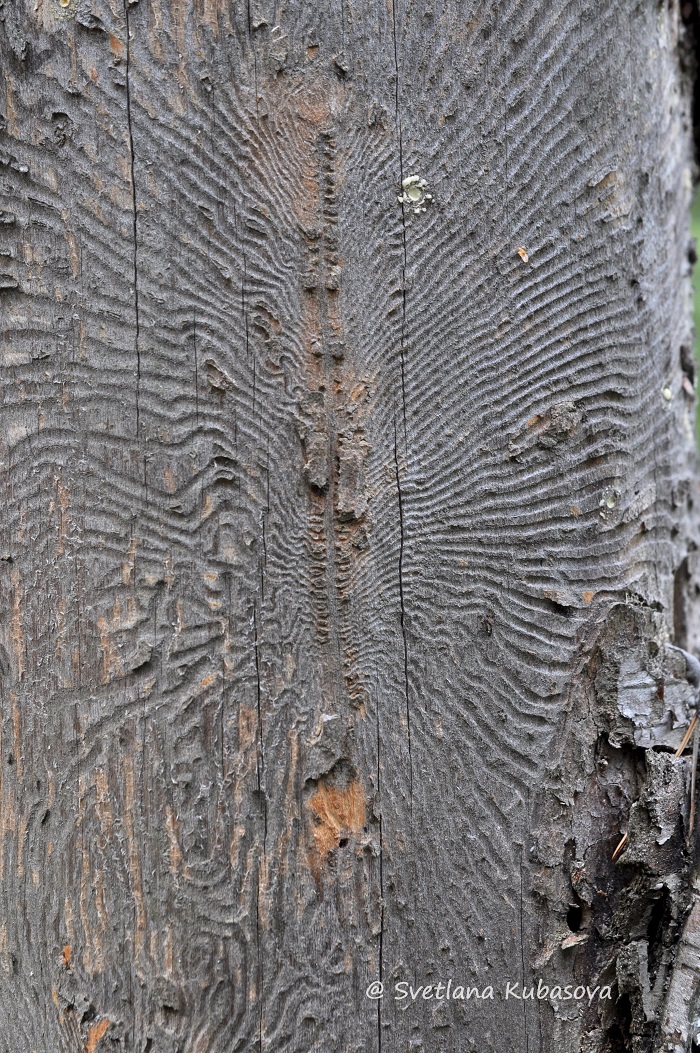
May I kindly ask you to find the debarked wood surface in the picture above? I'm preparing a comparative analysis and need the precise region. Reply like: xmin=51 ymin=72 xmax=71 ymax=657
xmin=0 ymin=1 xmax=699 ymax=1051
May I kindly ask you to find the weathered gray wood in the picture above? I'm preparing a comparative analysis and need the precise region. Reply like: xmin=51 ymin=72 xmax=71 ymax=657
xmin=0 ymin=1 xmax=699 ymax=1050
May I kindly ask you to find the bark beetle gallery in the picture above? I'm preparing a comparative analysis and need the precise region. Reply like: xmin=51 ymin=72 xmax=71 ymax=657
xmin=1 ymin=2 xmax=700 ymax=1052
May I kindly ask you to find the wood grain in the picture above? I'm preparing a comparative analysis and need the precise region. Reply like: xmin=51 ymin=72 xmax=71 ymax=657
xmin=0 ymin=1 xmax=698 ymax=1050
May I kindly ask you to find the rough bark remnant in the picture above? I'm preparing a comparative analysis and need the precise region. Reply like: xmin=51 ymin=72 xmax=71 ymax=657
xmin=0 ymin=1 xmax=699 ymax=1051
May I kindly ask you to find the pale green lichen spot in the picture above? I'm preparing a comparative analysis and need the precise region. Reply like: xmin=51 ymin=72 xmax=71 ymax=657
xmin=598 ymin=487 xmax=620 ymax=518
xmin=398 ymin=174 xmax=433 ymax=215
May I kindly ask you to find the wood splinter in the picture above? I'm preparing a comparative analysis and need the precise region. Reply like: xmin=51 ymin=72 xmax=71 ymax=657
xmin=674 ymin=713 xmax=698 ymax=759
xmin=674 ymin=713 xmax=699 ymax=844
xmin=611 ymin=832 xmax=628 ymax=862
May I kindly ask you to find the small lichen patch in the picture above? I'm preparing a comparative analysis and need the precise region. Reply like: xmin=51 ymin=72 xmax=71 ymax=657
xmin=398 ymin=175 xmax=433 ymax=214
xmin=599 ymin=487 xmax=620 ymax=518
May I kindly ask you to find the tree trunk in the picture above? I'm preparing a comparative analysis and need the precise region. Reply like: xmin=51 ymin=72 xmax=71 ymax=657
xmin=1 ymin=1 xmax=699 ymax=1051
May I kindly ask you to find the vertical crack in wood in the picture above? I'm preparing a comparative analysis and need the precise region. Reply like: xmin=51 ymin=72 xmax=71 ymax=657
xmin=520 ymin=843 xmax=530 ymax=1051
xmin=375 ymin=704 xmax=384 ymax=1053
xmin=389 ymin=0 xmax=412 ymax=831
xmin=392 ymin=417 xmax=412 ymax=820
xmin=390 ymin=0 xmax=408 ymax=446
xmin=122 ymin=0 xmax=141 ymax=442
